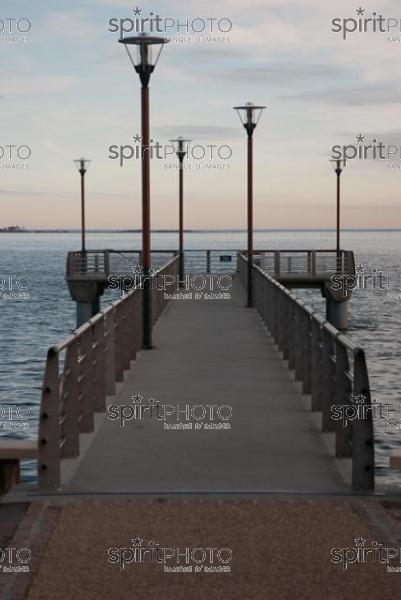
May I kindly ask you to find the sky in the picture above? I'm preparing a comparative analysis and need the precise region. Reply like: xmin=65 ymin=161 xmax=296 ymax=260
xmin=1 ymin=0 xmax=401 ymax=229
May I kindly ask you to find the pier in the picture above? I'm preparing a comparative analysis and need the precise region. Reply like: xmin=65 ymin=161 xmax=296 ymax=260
xmin=3 ymin=250 xmax=401 ymax=600
xmin=1 ymin=250 xmax=374 ymax=497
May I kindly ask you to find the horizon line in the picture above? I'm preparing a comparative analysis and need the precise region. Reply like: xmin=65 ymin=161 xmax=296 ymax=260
xmin=1 ymin=228 xmax=401 ymax=233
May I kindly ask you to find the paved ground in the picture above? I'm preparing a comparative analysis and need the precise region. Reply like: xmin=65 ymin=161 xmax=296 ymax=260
xmin=63 ymin=279 xmax=347 ymax=494
xmin=2 ymin=498 xmax=401 ymax=600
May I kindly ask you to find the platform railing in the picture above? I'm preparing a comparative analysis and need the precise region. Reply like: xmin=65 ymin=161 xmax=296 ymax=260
xmin=38 ymin=256 xmax=179 ymax=490
xmin=258 ymin=249 xmax=355 ymax=277
xmin=67 ymin=249 xmax=355 ymax=279
xmin=238 ymin=254 xmax=374 ymax=491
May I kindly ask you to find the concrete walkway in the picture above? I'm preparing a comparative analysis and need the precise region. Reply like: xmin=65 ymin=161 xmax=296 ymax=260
xmin=61 ymin=278 xmax=347 ymax=494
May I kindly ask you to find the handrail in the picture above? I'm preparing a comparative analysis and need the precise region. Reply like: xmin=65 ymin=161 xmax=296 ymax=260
xmin=237 ymin=253 xmax=374 ymax=491
xmin=67 ymin=248 xmax=355 ymax=278
xmin=38 ymin=256 xmax=179 ymax=490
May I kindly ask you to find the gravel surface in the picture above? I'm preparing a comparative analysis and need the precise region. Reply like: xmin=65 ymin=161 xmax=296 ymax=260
xmin=21 ymin=499 xmax=401 ymax=600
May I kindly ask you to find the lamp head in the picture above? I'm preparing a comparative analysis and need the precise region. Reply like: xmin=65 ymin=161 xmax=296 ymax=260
xmin=74 ymin=158 xmax=91 ymax=175
xmin=169 ymin=136 xmax=192 ymax=162
xmin=234 ymin=102 xmax=266 ymax=136
xmin=119 ymin=32 xmax=170 ymax=87
xmin=330 ymin=158 xmax=346 ymax=175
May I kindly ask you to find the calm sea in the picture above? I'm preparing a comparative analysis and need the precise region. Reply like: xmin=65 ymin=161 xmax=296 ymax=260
xmin=1 ymin=230 xmax=400 ymax=487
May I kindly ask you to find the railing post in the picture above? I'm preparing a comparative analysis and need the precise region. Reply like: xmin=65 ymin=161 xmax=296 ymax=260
xmin=335 ymin=340 xmax=352 ymax=457
xmin=129 ymin=293 xmax=137 ymax=362
xmin=302 ymin=311 xmax=312 ymax=394
xmin=92 ymin=318 xmax=106 ymax=412
xmin=287 ymin=303 xmax=296 ymax=370
xmin=279 ymin=292 xmax=289 ymax=358
xmin=104 ymin=310 xmax=116 ymax=396
xmin=311 ymin=320 xmax=323 ymax=411
xmin=321 ymin=329 xmax=336 ymax=432
xmin=38 ymin=349 xmax=61 ymax=490
xmin=274 ymin=251 xmax=280 ymax=278
xmin=121 ymin=300 xmax=131 ymax=370
xmin=104 ymin=251 xmax=110 ymax=276
xmin=294 ymin=305 xmax=304 ymax=381
xmin=114 ymin=303 xmax=124 ymax=382
xmin=61 ymin=340 xmax=79 ymax=459
xmin=206 ymin=250 xmax=211 ymax=275
xmin=78 ymin=329 xmax=95 ymax=432
xmin=136 ymin=288 xmax=143 ymax=350
xmin=311 ymin=251 xmax=316 ymax=277
xmin=352 ymin=349 xmax=375 ymax=491
xmin=263 ymin=273 xmax=268 ymax=324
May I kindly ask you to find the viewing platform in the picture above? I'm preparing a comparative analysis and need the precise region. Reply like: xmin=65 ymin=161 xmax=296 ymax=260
xmin=66 ymin=248 xmax=356 ymax=328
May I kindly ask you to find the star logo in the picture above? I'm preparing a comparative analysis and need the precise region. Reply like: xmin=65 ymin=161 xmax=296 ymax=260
xmin=133 ymin=134 xmax=142 ymax=143
xmin=132 ymin=264 xmax=156 ymax=275
xmin=356 ymin=134 xmax=365 ymax=144
xmin=355 ymin=394 xmax=366 ymax=404
xmin=132 ymin=394 xmax=143 ymax=404
xmin=132 ymin=264 xmax=144 ymax=274
xmin=355 ymin=537 xmax=366 ymax=547
xmin=133 ymin=7 xmax=142 ymax=16
xmin=356 ymin=7 xmax=365 ymax=16
xmin=356 ymin=264 xmax=366 ymax=273
xmin=132 ymin=536 xmax=143 ymax=547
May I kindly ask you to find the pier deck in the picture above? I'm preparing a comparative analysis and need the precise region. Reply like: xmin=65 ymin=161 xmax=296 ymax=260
xmin=61 ymin=279 xmax=346 ymax=495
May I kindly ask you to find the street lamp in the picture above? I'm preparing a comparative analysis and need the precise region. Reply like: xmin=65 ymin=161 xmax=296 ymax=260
xmin=234 ymin=102 xmax=266 ymax=307
xmin=73 ymin=158 xmax=91 ymax=254
xmin=330 ymin=158 xmax=346 ymax=267
xmin=170 ymin=137 xmax=192 ymax=284
xmin=119 ymin=32 xmax=169 ymax=349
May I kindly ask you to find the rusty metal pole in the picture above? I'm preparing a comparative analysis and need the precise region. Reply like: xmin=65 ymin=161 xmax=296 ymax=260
xmin=336 ymin=171 xmax=340 ymax=254
xmin=80 ymin=171 xmax=86 ymax=253
xmin=179 ymin=157 xmax=184 ymax=283
xmin=141 ymin=85 xmax=152 ymax=349
xmin=247 ymin=133 xmax=253 ymax=307
xmin=336 ymin=169 xmax=341 ymax=272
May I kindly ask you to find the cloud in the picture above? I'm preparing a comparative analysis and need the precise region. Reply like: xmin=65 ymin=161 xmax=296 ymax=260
xmin=3 ymin=75 xmax=78 ymax=95
xmin=154 ymin=125 xmax=240 ymax=139
xmin=218 ymin=61 xmax=354 ymax=87
xmin=282 ymin=82 xmax=401 ymax=106
xmin=43 ymin=10 xmax=101 ymax=40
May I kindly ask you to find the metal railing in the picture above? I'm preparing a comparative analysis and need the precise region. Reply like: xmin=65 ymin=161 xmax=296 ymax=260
xmin=257 ymin=249 xmax=355 ymax=278
xmin=67 ymin=249 xmax=354 ymax=280
xmin=238 ymin=254 xmax=374 ymax=491
xmin=67 ymin=249 xmax=240 ymax=278
xmin=38 ymin=256 xmax=179 ymax=490
xmin=67 ymin=250 xmax=178 ymax=279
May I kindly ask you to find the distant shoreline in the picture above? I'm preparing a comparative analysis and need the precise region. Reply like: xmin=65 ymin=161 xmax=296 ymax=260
xmin=1 ymin=228 xmax=401 ymax=233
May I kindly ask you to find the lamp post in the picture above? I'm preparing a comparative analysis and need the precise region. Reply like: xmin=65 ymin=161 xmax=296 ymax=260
xmin=119 ymin=32 xmax=169 ymax=349
xmin=74 ymin=158 xmax=91 ymax=254
xmin=234 ymin=102 xmax=265 ymax=307
xmin=330 ymin=158 xmax=346 ymax=268
xmin=170 ymin=137 xmax=192 ymax=284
